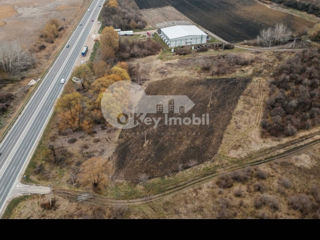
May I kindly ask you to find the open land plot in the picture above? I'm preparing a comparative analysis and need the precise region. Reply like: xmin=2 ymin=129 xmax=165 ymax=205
xmin=112 ymin=76 xmax=251 ymax=182
xmin=22 ymin=49 xmax=320 ymax=193
xmin=140 ymin=6 xmax=192 ymax=28
xmin=0 ymin=0 xmax=90 ymax=48
xmin=135 ymin=0 xmax=314 ymax=42
xmin=0 ymin=0 xmax=90 ymax=135
xmin=126 ymin=143 xmax=320 ymax=219
xmin=5 ymin=142 xmax=320 ymax=219
xmin=5 ymin=47 xmax=320 ymax=218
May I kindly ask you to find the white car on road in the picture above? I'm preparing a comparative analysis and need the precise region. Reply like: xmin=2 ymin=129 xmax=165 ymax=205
xmin=60 ymin=78 xmax=65 ymax=84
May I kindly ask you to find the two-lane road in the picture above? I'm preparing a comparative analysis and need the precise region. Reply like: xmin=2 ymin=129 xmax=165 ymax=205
xmin=0 ymin=0 xmax=105 ymax=215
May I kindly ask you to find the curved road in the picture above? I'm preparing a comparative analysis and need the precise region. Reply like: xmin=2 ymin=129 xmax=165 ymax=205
xmin=0 ymin=0 xmax=105 ymax=215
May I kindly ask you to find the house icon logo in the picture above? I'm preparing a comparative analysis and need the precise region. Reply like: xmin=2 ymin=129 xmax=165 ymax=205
xmin=101 ymin=81 xmax=195 ymax=129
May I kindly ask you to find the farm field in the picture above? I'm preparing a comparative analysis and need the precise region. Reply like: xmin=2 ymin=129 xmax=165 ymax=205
xmin=135 ymin=0 xmax=314 ymax=42
xmin=113 ymin=76 xmax=251 ymax=182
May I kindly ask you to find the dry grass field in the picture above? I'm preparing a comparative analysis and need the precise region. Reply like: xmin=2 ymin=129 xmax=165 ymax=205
xmin=0 ymin=0 xmax=90 ymax=48
xmin=0 ymin=0 xmax=91 ymax=135
xmin=6 ymin=142 xmax=320 ymax=219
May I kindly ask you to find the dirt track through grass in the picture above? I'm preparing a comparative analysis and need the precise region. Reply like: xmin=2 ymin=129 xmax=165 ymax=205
xmin=53 ymin=131 xmax=320 ymax=207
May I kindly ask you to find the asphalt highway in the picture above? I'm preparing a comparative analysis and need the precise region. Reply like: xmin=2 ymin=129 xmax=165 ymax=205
xmin=0 ymin=0 xmax=105 ymax=215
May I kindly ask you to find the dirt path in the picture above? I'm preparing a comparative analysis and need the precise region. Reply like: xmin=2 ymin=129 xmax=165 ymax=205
xmin=53 ymin=130 xmax=320 ymax=207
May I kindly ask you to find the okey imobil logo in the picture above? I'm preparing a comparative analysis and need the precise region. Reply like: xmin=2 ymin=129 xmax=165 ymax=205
xmin=101 ymin=81 xmax=209 ymax=129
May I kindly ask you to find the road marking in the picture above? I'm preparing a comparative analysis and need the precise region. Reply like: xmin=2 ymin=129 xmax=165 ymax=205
xmin=0 ymin=0 xmax=105 ymax=216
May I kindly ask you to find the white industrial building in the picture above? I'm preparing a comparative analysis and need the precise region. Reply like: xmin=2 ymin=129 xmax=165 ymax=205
xmin=159 ymin=25 xmax=208 ymax=48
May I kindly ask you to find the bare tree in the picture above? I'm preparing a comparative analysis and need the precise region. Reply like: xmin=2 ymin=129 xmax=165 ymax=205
xmin=257 ymin=24 xmax=292 ymax=47
xmin=0 ymin=41 xmax=35 ymax=73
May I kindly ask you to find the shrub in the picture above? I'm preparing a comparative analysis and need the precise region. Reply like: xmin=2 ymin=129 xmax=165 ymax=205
xmin=255 ymin=168 xmax=268 ymax=180
xmin=68 ymin=138 xmax=77 ymax=144
xmin=41 ymin=19 xmax=61 ymax=43
xmin=234 ymin=188 xmax=244 ymax=198
xmin=262 ymin=49 xmax=320 ymax=137
xmin=311 ymin=185 xmax=320 ymax=203
xmin=216 ymin=198 xmax=236 ymax=219
xmin=40 ymin=198 xmax=57 ymax=210
xmin=288 ymin=194 xmax=315 ymax=216
xmin=118 ymin=39 xmax=162 ymax=60
xmin=278 ymin=177 xmax=292 ymax=189
xmin=230 ymin=168 xmax=252 ymax=183
xmin=254 ymin=194 xmax=280 ymax=211
xmin=175 ymin=46 xmax=192 ymax=56
xmin=253 ymin=183 xmax=267 ymax=193
xmin=309 ymin=23 xmax=320 ymax=42
xmin=216 ymin=174 xmax=234 ymax=189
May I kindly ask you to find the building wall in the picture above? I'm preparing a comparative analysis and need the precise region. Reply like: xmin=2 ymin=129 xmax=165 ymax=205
xmin=159 ymin=32 xmax=207 ymax=48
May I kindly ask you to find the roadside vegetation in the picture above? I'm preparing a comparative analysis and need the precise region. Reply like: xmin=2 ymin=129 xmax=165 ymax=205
xmin=26 ymin=0 xmax=163 ymax=192
xmin=0 ymin=41 xmax=35 ymax=128
xmin=32 ymin=19 xmax=64 ymax=53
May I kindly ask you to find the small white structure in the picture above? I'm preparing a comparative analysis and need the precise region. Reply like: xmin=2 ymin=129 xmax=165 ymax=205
xmin=118 ymin=30 xmax=134 ymax=36
xmin=159 ymin=25 xmax=207 ymax=48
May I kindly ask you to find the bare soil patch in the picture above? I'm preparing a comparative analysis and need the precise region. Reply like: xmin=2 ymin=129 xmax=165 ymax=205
xmin=0 ymin=0 xmax=89 ymax=48
xmin=140 ymin=6 xmax=191 ymax=28
xmin=112 ymin=76 xmax=251 ymax=182
xmin=135 ymin=0 xmax=314 ymax=42
xmin=0 ymin=4 xmax=17 ymax=19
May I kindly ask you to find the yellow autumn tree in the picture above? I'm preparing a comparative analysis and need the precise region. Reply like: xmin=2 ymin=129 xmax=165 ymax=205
xmin=57 ymin=92 xmax=83 ymax=131
xmin=81 ymin=119 xmax=93 ymax=134
xmin=106 ymin=0 xmax=119 ymax=8
xmin=111 ymin=65 xmax=130 ymax=80
xmin=117 ymin=62 xmax=129 ymax=72
xmin=72 ymin=64 xmax=94 ymax=88
xmin=93 ymin=60 xmax=109 ymax=78
xmin=100 ymin=26 xmax=119 ymax=60
xmin=78 ymin=157 xmax=113 ymax=191
xmin=42 ymin=19 xmax=60 ymax=43
xmin=90 ymin=74 xmax=122 ymax=96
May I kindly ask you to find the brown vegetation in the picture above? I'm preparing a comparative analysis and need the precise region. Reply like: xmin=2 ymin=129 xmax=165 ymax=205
xmin=41 ymin=19 xmax=63 ymax=44
xmin=261 ymin=49 xmax=320 ymax=137
xmin=101 ymin=0 xmax=146 ymax=30
xmin=118 ymin=38 xmax=162 ymax=60
xmin=196 ymin=54 xmax=254 ymax=76
xmin=256 ymin=24 xmax=293 ymax=47
xmin=0 ymin=42 xmax=35 ymax=74
xmin=268 ymin=0 xmax=320 ymax=17
xmin=100 ymin=26 xmax=119 ymax=61
xmin=309 ymin=23 xmax=320 ymax=42
xmin=112 ymin=76 xmax=251 ymax=182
